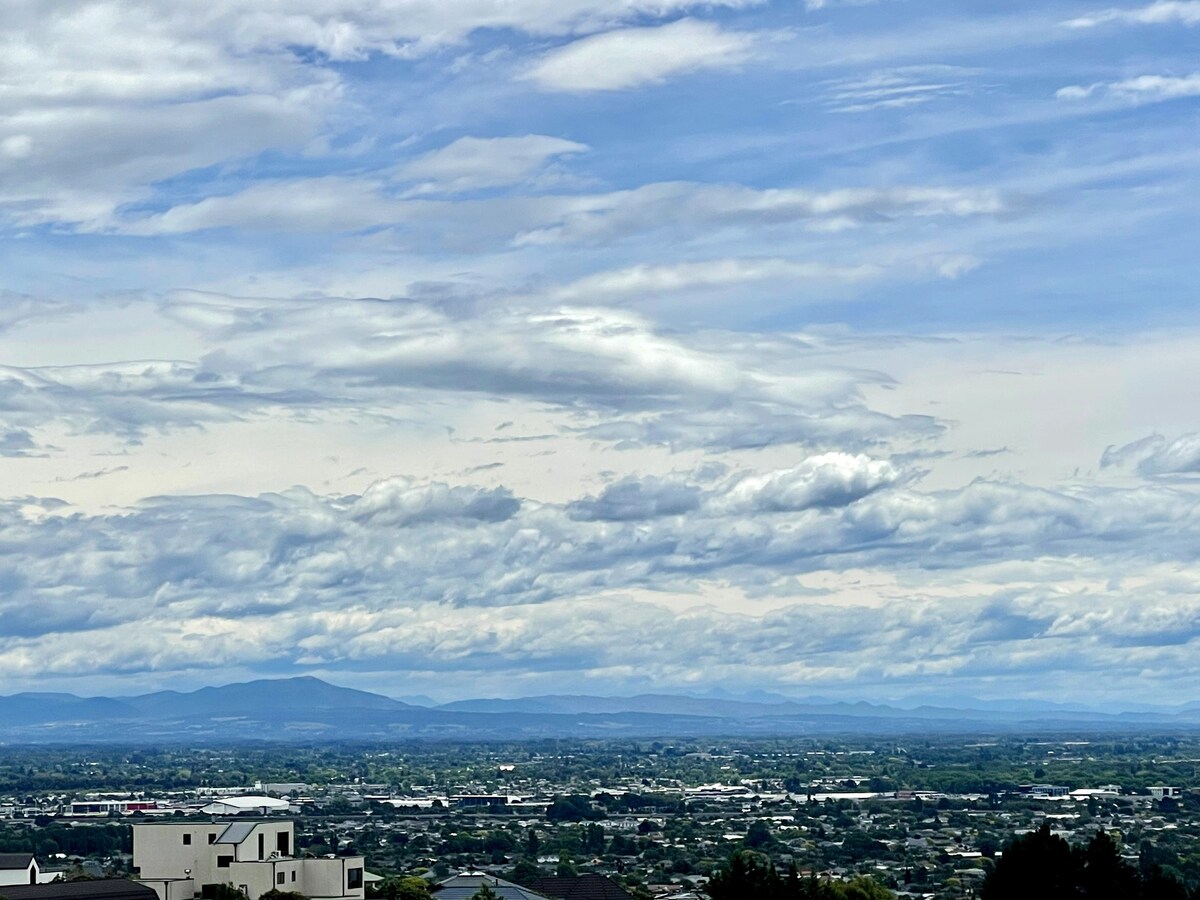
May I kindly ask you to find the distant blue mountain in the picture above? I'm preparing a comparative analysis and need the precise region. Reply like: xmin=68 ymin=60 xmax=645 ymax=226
xmin=0 ymin=677 xmax=1197 ymax=743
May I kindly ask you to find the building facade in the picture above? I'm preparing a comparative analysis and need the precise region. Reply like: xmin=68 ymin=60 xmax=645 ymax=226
xmin=0 ymin=854 xmax=59 ymax=887
xmin=133 ymin=822 xmax=365 ymax=900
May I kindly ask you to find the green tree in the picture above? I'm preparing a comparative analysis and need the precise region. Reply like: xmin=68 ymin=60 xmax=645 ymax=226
xmin=745 ymin=819 xmax=773 ymax=850
xmin=706 ymin=851 xmax=781 ymax=900
xmin=981 ymin=824 xmax=1081 ymax=900
xmin=370 ymin=877 xmax=432 ymax=900
xmin=830 ymin=877 xmax=894 ymax=900
xmin=509 ymin=859 xmax=542 ymax=886
xmin=259 ymin=891 xmax=308 ymax=900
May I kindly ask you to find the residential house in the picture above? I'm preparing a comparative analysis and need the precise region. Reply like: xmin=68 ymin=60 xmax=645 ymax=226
xmin=0 ymin=854 xmax=57 ymax=886
xmin=132 ymin=821 xmax=365 ymax=900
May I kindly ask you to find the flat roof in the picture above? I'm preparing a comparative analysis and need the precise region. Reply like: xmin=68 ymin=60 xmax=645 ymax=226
xmin=0 ymin=880 xmax=157 ymax=900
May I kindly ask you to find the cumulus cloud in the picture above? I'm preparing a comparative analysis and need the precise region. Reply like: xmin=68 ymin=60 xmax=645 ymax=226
xmin=570 ymin=454 xmax=899 ymax=520
xmin=1102 ymin=433 xmax=1200 ymax=476
xmin=524 ymin=19 xmax=761 ymax=92
xmin=4 ymin=466 xmax=1200 ymax=698
xmin=714 ymin=453 xmax=900 ymax=513
xmin=1064 ymin=0 xmax=1200 ymax=28
xmin=352 ymin=477 xmax=521 ymax=526
xmin=569 ymin=474 xmax=703 ymax=521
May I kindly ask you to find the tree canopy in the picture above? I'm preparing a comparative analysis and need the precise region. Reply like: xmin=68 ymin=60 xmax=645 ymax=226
xmin=982 ymin=824 xmax=1197 ymax=900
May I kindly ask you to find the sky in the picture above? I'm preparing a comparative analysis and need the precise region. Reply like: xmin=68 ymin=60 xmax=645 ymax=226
xmin=1 ymin=0 xmax=1199 ymax=706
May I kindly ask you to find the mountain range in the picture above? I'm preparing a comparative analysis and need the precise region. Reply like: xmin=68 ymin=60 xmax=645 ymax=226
xmin=1 ymin=677 xmax=1199 ymax=743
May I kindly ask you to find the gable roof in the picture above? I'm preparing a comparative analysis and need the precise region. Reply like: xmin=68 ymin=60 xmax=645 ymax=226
xmin=433 ymin=873 xmax=550 ymax=900
xmin=529 ymin=875 xmax=636 ymax=900
xmin=0 ymin=853 xmax=36 ymax=870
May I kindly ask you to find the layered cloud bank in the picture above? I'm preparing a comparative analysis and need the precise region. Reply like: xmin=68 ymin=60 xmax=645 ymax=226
xmin=2 ymin=0 xmax=1199 ymax=703
xmin=4 ymin=450 xmax=1200 ymax=702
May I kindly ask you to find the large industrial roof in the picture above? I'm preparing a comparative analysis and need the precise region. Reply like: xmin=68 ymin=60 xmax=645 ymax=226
xmin=200 ymin=796 xmax=289 ymax=816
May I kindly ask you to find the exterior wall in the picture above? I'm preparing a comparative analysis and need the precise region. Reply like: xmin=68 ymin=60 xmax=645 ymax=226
xmin=133 ymin=823 xmax=358 ymax=900
xmin=205 ymin=855 xmax=361 ymax=900
xmin=227 ymin=823 xmax=293 ymax=863
xmin=133 ymin=821 xmax=295 ymax=887
xmin=227 ymin=861 xmax=276 ymax=899
xmin=139 ymin=877 xmax=196 ymax=900
xmin=301 ymin=856 xmax=366 ymax=900
xmin=133 ymin=823 xmax=228 ymax=885
xmin=0 ymin=861 xmax=38 ymax=887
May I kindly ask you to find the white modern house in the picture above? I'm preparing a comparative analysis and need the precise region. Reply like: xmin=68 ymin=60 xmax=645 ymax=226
xmin=133 ymin=820 xmax=365 ymax=900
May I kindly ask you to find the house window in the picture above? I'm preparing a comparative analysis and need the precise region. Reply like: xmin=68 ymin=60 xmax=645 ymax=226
xmin=277 ymin=874 xmax=285 ymax=885
xmin=258 ymin=834 xmax=265 ymax=860
xmin=347 ymin=868 xmax=363 ymax=890
xmin=277 ymin=832 xmax=290 ymax=856
xmin=291 ymin=873 xmax=297 ymax=883
xmin=208 ymin=834 xmax=217 ymax=844
xmin=217 ymin=856 xmax=233 ymax=869
xmin=182 ymin=834 xmax=192 ymax=845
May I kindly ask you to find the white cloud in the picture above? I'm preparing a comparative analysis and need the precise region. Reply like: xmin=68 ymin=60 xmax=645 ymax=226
xmin=714 ymin=453 xmax=900 ymax=513
xmin=1102 ymin=432 xmax=1200 ymax=476
xmin=119 ymin=177 xmax=395 ymax=235
xmin=1064 ymin=0 xmax=1200 ymax=28
xmin=114 ymin=177 xmax=1010 ymax=246
xmin=524 ymin=19 xmax=761 ymax=92
xmin=823 ymin=66 xmax=974 ymax=113
xmin=0 ymin=294 xmax=927 ymax=456
xmin=0 ymin=86 xmax=335 ymax=228
xmin=549 ymin=258 xmax=883 ymax=301
xmin=1057 ymin=72 xmax=1200 ymax=103
xmin=398 ymin=134 xmax=589 ymax=193
xmin=4 ymin=463 xmax=1200 ymax=700
xmin=1 ymin=1 xmax=760 ymax=229
xmin=513 ymin=182 xmax=1011 ymax=246
xmin=545 ymin=255 xmax=977 ymax=303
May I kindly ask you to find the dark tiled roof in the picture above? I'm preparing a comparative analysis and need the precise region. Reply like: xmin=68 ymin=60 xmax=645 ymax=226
xmin=0 ymin=881 xmax=157 ymax=900
xmin=0 ymin=853 xmax=35 ymax=870
xmin=528 ymin=875 xmax=636 ymax=900
xmin=433 ymin=873 xmax=549 ymax=900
